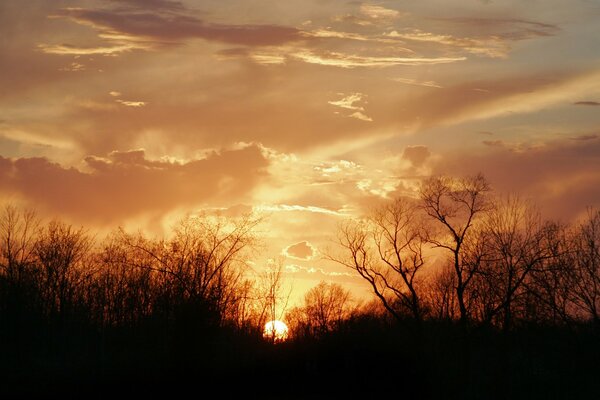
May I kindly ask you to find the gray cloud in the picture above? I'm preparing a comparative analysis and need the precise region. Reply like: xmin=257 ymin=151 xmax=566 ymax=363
xmin=434 ymin=138 xmax=600 ymax=221
xmin=402 ymin=145 xmax=431 ymax=167
xmin=53 ymin=8 xmax=302 ymax=47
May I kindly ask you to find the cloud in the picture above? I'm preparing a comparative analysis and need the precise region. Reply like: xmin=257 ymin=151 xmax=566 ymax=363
xmin=402 ymin=146 xmax=431 ymax=168
xmin=482 ymin=140 xmax=505 ymax=147
xmin=350 ymin=111 xmax=373 ymax=122
xmin=574 ymin=101 xmax=600 ymax=106
xmin=38 ymin=41 xmax=152 ymax=55
xmin=434 ymin=138 xmax=600 ymax=221
xmin=328 ymin=93 xmax=366 ymax=111
xmin=293 ymin=50 xmax=465 ymax=68
xmin=434 ymin=17 xmax=560 ymax=40
xmin=58 ymin=62 xmax=86 ymax=72
xmin=0 ymin=145 xmax=269 ymax=224
xmin=393 ymin=77 xmax=442 ymax=88
xmin=254 ymin=204 xmax=347 ymax=217
xmin=385 ymin=29 xmax=509 ymax=58
xmin=570 ymin=134 xmax=598 ymax=141
xmin=284 ymin=264 xmax=355 ymax=278
xmin=399 ymin=69 xmax=600 ymax=130
xmin=329 ymin=93 xmax=373 ymax=122
xmin=283 ymin=241 xmax=317 ymax=260
xmin=360 ymin=4 xmax=403 ymax=21
xmin=51 ymin=7 xmax=303 ymax=48
xmin=116 ymin=99 xmax=146 ymax=107
xmin=106 ymin=0 xmax=184 ymax=11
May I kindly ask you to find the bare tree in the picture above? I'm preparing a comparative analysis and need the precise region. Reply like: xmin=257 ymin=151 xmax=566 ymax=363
xmin=568 ymin=208 xmax=600 ymax=322
xmin=472 ymin=196 xmax=551 ymax=330
xmin=329 ymin=198 xmax=426 ymax=323
xmin=119 ymin=213 xmax=261 ymax=326
xmin=524 ymin=222 xmax=573 ymax=325
xmin=34 ymin=220 xmax=92 ymax=318
xmin=287 ymin=281 xmax=353 ymax=337
xmin=89 ymin=232 xmax=154 ymax=328
xmin=0 ymin=205 xmax=39 ymax=285
xmin=420 ymin=173 xmax=490 ymax=325
xmin=425 ymin=262 xmax=458 ymax=321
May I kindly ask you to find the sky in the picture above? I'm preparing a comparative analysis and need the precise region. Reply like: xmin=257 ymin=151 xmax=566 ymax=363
xmin=1 ymin=0 xmax=599 ymax=306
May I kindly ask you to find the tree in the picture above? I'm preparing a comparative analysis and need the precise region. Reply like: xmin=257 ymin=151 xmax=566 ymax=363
xmin=568 ymin=208 xmax=600 ymax=322
xmin=330 ymin=198 xmax=425 ymax=323
xmin=287 ymin=281 xmax=353 ymax=337
xmin=420 ymin=173 xmax=490 ymax=325
xmin=0 ymin=205 xmax=42 ymax=345
xmin=471 ymin=196 xmax=551 ymax=330
xmin=0 ymin=204 xmax=39 ymax=286
xmin=524 ymin=221 xmax=573 ymax=324
xmin=425 ymin=262 xmax=458 ymax=321
xmin=119 ymin=213 xmax=261 ymax=327
xmin=34 ymin=220 xmax=92 ymax=319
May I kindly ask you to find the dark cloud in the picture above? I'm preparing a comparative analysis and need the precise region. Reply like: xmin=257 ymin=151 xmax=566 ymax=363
xmin=402 ymin=145 xmax=431 ymax=167
xmin=574 ymin=101 xmax=600 ymax=106
xmin=54 ymin=8 xmax=302 ymax=46
xmin=434 ymin=138 xmax=600 ymax=221
xmin=431 ymin=17 xmax=560 ymax=39
xmin=0 ymin=145 xmax=269 ymax=224
xmin=482 ymin=140 xmax=504 ymax=147
xmin=570 ymin=134 xmax=598 ymax=141
xmin=106 ymin=0 xmax=184 ymax=11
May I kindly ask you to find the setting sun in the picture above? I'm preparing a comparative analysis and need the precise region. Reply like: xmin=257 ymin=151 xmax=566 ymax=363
xmin=263 ymin=320 xmax=289 ymax=342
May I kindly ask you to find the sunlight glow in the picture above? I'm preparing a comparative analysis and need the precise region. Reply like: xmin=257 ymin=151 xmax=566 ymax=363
xmin=263 ymin=320 xmax=289 ymax=342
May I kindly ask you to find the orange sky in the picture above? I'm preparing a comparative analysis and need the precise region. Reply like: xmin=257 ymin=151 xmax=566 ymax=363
xmin=1 ymin=0 xmax=599 ymax=306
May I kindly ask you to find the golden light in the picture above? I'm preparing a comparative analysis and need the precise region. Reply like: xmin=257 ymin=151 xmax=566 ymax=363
xmin=263 ymin=320 xmax=289 ymax=342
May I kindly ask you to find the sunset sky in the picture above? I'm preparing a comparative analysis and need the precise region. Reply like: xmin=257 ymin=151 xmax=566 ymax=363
xmin=1 ymin=0 xmax=599 ymax=305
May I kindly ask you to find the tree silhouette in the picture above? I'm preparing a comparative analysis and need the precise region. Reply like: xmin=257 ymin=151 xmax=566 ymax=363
xmin=470 ymin=196 xmax=551 ymax=329
xmin=420 ymin=173 xmax=491 ymax=325
xmin=330 ymin=198 xmax=426 ymax=323
xmin=287 ymin=281 xmax=353 ymax=337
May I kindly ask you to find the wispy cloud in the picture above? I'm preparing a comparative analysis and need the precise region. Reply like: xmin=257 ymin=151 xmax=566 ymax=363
xmin=328 ymin=93 xmax=373 ymax=122
xmin=574 ymin=101 xmax=600 ymax=106
xmin=58 ymin=61 xmax=86 ymax=71
xmin=39 ymin=42 xmax=151 ymax=55
xmin=393 ymin=77 xmax=443 ymax=88
xmin=285 ymin=264 xmax=355 ymax=278
xmin=385 ymin=29 xmax=509 ymax=58
xmin=116 ymin=99 xmax=147 ymax=107
xmin=254 ymin=204 xmax=348 ymax=217
xmin=360 ymin=4 xmax=403 ymax=21
xmin=294 ymin=50 xmax=466 ymax=68
xmin=328 ymin=93 xmax=366 ymax=111
xmin=570 ymin=134 xmax=598 ymax=141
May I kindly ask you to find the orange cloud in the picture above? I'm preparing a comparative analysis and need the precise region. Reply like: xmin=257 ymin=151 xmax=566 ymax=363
xmin=283 ymin=241 xmax=318 ymax=260
xmin=0 ymin=145 xmax=269 ymax=224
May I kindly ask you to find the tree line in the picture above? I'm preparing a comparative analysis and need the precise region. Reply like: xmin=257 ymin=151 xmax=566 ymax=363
xmin=330 ymin=174 xmax=600 ymax=331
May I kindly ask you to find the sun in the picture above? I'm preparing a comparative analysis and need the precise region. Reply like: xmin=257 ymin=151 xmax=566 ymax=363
xmin=263 ymin=320 xmax=289 ymax=342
